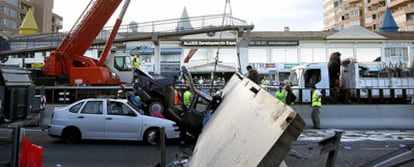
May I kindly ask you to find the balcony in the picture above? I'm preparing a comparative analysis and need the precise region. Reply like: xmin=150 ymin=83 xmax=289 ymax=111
xmin=389 ymin=0 xmax=411 ymax=8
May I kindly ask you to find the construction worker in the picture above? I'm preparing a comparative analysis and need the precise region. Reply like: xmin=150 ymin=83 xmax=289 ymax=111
xmin=131 ymin=53 xmax=140 ymax=82
xmin=183 ymin=87 xmax=192 ymax=107
xmin=275 ymin=86 xmax=286 ymax=104
xmin=311 ymin=85 xmax=322 ymax=129
xmin=261 ymin=76 xmax=269 ymax=90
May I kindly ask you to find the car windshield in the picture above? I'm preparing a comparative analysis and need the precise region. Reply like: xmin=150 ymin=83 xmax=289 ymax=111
xmin=288 ymin=68 xmax=303 ymax=86
xmin=126 ymin=101 xmax=144 ymax=115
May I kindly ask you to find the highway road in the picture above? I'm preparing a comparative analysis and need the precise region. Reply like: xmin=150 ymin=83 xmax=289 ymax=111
xmin=1 ymin=127 xmax=414 ymax=167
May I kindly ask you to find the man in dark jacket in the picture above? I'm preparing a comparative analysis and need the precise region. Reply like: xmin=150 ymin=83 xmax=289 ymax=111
xmin=285 ymin=85 xmax=296 ymax=105
xmin=246 ymin=65 xmax=259 ymax=84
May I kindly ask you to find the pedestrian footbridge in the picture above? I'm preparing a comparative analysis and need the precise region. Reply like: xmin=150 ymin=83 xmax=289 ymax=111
xmin=0 ymin=13 xmax=253 ymax=57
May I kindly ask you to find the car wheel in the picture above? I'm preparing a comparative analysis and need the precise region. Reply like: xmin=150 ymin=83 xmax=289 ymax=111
xmin=148 ymin=99 xmax=165 ymax=115
xmin=144 ymin=128 xmax=160 ymax=146
xmin=63 ymin=127 xmax=81 ymax=144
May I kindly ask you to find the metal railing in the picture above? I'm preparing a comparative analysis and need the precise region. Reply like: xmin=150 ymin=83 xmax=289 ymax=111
xmin=1 ymin=13 xmax=251 ymax=56
xmin=42 ymin=85 xmax=413 ymax=104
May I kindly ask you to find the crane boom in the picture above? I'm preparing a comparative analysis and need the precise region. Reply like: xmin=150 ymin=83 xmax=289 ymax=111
xmin=59 ymin=0 xmax=122 ymax=57
xmin=43 ymin=0 xmax=124 ymax=85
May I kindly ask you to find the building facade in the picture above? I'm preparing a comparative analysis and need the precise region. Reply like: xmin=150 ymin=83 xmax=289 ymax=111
xmin=323 ymin=0 xmax=414 ymax=31
xmin=118 ymin=26 xmax=413 ymax=82
xmin=0 ymin=0 xmax=61 ymax=35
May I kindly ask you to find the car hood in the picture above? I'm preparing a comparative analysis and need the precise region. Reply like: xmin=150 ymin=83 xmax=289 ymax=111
xmin=142 ymin=114 xmax=176 ymax=126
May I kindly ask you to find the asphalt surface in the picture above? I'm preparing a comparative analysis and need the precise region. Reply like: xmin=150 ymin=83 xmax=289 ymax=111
xmin=2 ymin=127 xmax=414 ymax=167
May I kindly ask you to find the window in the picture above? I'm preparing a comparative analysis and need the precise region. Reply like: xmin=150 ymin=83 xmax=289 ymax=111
xmin=113 ymin=56 xmax=131 ymax=71
xmin=304 ymin=69 xmax=321 ymax=88
xmin=301 ymin=48 xmax=326 ymax=63
xmin=69 ymin=102 xmax=85 ymax=113
xmin=5 ymin=0 xmax=18 ymax=7
xmin=248 ymin=48 xmax=267 ymax=63
xmin=329 ymin=48 xmax=353 ymax=60
xmin=271 ymin=48 xmax=298 ymax=63
xmin=107 ymin=101 xmax=135 ymax=116
xmin=356 ymin=48 xmax=381 ymax=62
xmin=384 ymin=47 xmax=408 ymax=65
xmin=81 ymin=101 xmax=103 ymax=114
xmin=288 ymin=68 xmax=303 ymax=86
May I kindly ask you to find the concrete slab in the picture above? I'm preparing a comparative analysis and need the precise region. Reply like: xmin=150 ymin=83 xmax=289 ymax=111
xmin=190 ymin=73 xmax=305 ymax=167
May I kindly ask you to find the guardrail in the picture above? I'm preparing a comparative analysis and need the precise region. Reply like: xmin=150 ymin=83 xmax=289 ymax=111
xmin=42 ymin=85 xmax=413 ymax=104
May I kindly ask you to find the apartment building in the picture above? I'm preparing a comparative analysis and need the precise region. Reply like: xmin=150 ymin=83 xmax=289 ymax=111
xmin=0 ymin=0 xmax=62 ymax=35
xmin=323 ymin=0 xmax=414 ymax=31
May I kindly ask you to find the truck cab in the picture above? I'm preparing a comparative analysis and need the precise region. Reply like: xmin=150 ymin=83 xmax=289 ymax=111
xmin=105 ymin=53 xmax=133 ymax=84
xmin=288 ymin=63 xmax=330 ymax=103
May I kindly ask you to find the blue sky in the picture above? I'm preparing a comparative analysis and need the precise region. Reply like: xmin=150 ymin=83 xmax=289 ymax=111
xmin=54 ymin=0 xmax=324 ymax=31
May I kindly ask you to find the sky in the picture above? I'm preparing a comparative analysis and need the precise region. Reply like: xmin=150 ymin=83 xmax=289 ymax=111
xmin=53 ymin=0 xmax=324 ymax=32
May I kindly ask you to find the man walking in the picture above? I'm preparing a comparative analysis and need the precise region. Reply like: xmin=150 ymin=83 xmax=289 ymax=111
xmin=311 ymin=85 xmax=322 ymax=129
xmin=246 ymin=65 xmax=259 ymax=84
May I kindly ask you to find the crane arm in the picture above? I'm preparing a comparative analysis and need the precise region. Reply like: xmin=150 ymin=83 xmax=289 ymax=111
xmin=98 ymin=0 xmax=131 ymax=66
xmin=57 ymin=0 xmax=123 ymax=57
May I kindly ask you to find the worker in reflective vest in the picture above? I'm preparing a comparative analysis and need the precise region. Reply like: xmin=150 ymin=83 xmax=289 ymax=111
xmin=311 ymin=85 xmax=322 ymax=129
xmin=131 ymin=54 xmax=140 ymax=82
xmin=261 ymin=76 xmax=269 ymax=90
xmin=275 ymin=86 xmax=286 ymax=104
xmin=183 ymin=87 xmax=192 ymax=107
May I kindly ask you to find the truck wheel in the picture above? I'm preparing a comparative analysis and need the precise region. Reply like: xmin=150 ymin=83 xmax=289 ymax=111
xmin=63 ymin=127 xmax=81 ymax=144
xmin=144 ymin=128 xmax=160 ymax=145
xmin=148 ymin=99 xmax=165 ymax=115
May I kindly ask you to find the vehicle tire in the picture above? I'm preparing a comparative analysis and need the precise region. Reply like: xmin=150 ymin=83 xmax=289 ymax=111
xmin=144 ymin=128 xmax=160 ymax=146
xmin=63 ymin=127 xmax=81 ymax=144
xmin=148 ymin=99 xmax=165 ymax=115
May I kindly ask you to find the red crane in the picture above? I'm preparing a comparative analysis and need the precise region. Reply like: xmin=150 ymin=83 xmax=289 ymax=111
xmin=43 ymin=0 xmax=130 ymax=85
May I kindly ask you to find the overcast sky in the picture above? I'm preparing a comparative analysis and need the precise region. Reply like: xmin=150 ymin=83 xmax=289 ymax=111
xmin=53 ymin=0 xmax=324 ymax=32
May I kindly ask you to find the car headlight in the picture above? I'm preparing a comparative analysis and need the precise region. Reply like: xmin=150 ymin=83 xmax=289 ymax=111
xmin=111 ymin=72 xmax=118 ymax=78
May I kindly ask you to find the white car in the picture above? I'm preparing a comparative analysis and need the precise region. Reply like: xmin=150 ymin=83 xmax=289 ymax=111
xmin=48 ymin=98 xmax=180 ymax=145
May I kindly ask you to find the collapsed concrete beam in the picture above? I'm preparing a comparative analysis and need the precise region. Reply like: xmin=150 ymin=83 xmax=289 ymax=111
xmin=190 ymin=73 xmax=305 ymax=167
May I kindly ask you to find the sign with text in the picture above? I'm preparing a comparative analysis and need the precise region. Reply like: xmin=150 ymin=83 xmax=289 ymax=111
xmin=249 ymin=40 xmax=299 ymax=46
xmin=182 ymin=41 xmax=236 ymax=46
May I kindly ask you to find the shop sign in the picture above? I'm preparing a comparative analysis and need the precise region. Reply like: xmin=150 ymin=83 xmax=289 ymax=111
xmin=249 ymin=40 xmax=299 ymax=46
xmin=283 ymin=63 xmax=300 ymax=69
xmin=250 ymin=63 xmax=277 ymax=69
xmin=182 ymin=41 xmax=236 ymax=46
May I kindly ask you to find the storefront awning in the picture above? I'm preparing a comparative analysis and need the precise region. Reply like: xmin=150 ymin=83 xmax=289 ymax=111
xmin=137 ymin=48 xmax=182 ymax=55
xmin=187 ymin=63 xmax=237 ymax=73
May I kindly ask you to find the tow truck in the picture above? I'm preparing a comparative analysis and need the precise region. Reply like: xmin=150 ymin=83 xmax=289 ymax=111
xmin=288 ymin=57 xmax=414 ymax=103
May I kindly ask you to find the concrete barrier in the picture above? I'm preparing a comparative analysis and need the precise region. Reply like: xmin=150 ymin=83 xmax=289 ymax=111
xmin=293 ymin=104 xmax=414 ymax=130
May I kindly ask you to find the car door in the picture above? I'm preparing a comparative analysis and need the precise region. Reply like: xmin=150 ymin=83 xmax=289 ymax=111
xmin=74 ymin=100 xmax=105 ymax=139
xmin=104 ymin=100 xmax=143 ymax=140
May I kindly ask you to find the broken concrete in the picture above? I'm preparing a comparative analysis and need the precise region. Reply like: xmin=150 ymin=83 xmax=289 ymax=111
xmin=190 ymin=73 xmax=305 ymax=167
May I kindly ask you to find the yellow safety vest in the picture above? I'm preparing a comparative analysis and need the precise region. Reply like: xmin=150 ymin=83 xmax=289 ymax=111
xmin=261 ymin=79 xmax=269 ymax=88
xmin=132 ymin=55 xmax=140 ymax=69
xmin=312 ymin=90 xmax=322 ymax=107
xmin=183 ymin=90 xmax=192 ymax=107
